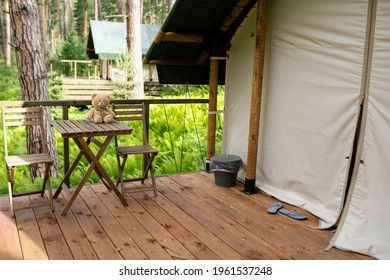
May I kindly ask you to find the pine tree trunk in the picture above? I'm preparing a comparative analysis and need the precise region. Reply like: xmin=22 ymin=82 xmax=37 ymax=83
xmin=94 ymin=0 xmax=102 ymax=20
xmin=64 ymin=0 xmax=69 ymax=39
xmin=118 ymin=0 xmax=124 ymax=21
xmin=0 ymin=0 xmax=11 ymax=66
xmin=0 ymin=1 xmax=6 ymax=60
xmin=57 ymin=0 xmax=63 ymax=39
xmin=83 ymin=1 xmax=89 ymax=37
xmin=126 ymin=0 xmax=144 ymax=98
xmin=38 ymin=0 xmax=48 ymax=56
xmin=9 ymin=0 xmax=59 ymax=179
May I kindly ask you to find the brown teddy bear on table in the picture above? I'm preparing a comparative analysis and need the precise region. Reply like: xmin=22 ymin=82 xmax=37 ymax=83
xmin=86 ymin=93 xmax=115 ymax=124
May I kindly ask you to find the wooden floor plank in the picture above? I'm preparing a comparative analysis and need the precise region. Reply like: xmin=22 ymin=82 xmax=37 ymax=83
xmin=63 ymin=187 xmax=123 ymax=260
xmin=92 ymin=184 xmax=172 ymax=260
xmin=14 ymin=197 xmax=48 ymax=260
xmin=79 ymin=185 xmax=147 ymax=260
xmin=130 ymin=184 xmax=222 ymax=260
xmin=0 ymin=196 xmax=23 ymax=260
xmin=0 ymin=172 xmax=375 ymax=260
xmin=32 ymin=205 xmax=74 ymax=260
xmin=194 ymin=172 xmax=371 ymax=260
xmin=135 ymin=181 xmax=244 ymax=260
xmin=174 ymin=173 xmax=345 ymax=260
xmin=159 ymin=176 xmax=289 ymax=260
xmin=52 ymin=194 xmax=99 ymax=260
xmin=119 ymin=184 xmax=196 ymax=260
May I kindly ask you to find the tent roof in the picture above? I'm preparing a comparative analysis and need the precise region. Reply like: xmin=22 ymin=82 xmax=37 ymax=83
xmin=143 ymin=0 xmax=258 ymax=84
xmin=86 ymin=20 xmax=160 ymax=60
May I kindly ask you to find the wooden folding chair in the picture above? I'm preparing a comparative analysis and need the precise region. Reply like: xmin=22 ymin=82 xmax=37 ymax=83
xmin=112 ymin=103 xmax=159 ymax=196
xmin=2 ymin=106 xmax=54 ymax=217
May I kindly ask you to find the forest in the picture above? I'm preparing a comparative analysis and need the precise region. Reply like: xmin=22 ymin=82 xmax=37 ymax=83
xmin=0 ymin=0 xmax=174 ymax=64
xmin=0 ymin=0 xmax=224 ymax=194
xmin=0 ymin=1 xmax=175 ymax=84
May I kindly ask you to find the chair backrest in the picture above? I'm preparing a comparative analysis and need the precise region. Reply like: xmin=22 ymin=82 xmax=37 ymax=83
xmin=112 ymin=103 xmax=148 ymax=145
xmin=2 ymin=106 xmax=47 ymax=157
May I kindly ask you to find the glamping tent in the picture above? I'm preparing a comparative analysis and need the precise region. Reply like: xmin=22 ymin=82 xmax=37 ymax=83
xmin=144 ymin=0 xmax=390 ymax=259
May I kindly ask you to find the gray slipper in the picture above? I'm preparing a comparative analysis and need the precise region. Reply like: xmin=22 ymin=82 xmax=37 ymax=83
xmin=267 ymin=202 xmax=283 ymax=214
xmin=279 ymin=208 xmax=307 ymax=220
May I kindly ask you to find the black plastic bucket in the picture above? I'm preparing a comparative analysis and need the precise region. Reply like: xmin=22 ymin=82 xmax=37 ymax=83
xmin=210 ymin=154 xmax=243 ymax=187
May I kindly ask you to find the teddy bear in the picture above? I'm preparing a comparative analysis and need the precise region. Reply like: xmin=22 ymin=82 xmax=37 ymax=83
xmin=86 ymin=93 xmax=115 ymax=124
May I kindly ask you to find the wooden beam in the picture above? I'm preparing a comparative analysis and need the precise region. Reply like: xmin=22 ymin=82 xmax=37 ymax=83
xmin=162 ymin=32 xmax=203 ymax=43
xmin=152 ymin=29 xmax=204 ymax=44
xmin=197 ymin=50 xmax=210 ymax=65
xmin=147 ymin=59 xmax=200 ymax=66
xmin=144 ymin=29 xmax=204 ymax=65
xmin=220 ymin=0 xmax=252 ymax=32
xmin=206 ymin=58 xmax=219 ymax=171
xmin=154 ymin=29 xmax=166 ymax=45
xmin=243 ymin=0 xmax=267 ymax=194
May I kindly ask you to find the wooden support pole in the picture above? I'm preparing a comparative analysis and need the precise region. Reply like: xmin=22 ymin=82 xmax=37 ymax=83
xmin=206 ymin=57 xmax=219 ymax=171
xmin=243 ymin=0 xmax=267 ymax=194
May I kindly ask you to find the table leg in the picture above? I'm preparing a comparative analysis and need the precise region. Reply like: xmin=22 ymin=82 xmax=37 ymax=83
xmin=77 ymin=137 xmax=129 ymax=207
xmin=54 ymin=138 xmax=93 ymax=198
xmin=59 ymin=136 xmax=128 ymax=215
xmin=53 ymin=148 xmax=84 ymax=198
xmin=60 ymin=159 xmax=97 ymax=215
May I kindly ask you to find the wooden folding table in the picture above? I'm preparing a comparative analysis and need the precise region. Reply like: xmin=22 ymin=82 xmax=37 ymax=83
xmin=51 ymin=119 xmax=133 ymax=214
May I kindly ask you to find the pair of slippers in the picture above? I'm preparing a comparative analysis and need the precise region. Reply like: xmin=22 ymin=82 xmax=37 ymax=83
xmin=267 ymin=202 xmax=307 ymax=220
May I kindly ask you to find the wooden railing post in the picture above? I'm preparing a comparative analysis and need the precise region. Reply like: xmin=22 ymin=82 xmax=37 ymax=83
xmin=206 ymin=57 xmax=220 ymax=171
xmin=63 ymin=105 xmax=70 ymax=187
xmin=144 ymin=103 xmax=150 ymax=176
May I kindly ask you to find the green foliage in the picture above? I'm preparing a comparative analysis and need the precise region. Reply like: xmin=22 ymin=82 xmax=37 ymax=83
xmin=48 ymin=34 xmax=93 ymax=77
xmin=48 ymin=71 xmax=64 ymax=100
xmin=113 ymin=52 xmax=137 ymax=99
xmin=142 ymin=0 xmax=171 ymax=24
xmin=0 ymin=60 xmax=20 ymax=100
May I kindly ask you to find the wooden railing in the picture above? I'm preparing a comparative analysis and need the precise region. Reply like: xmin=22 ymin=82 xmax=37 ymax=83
xmin=0 ymin=98 xmax=210 ymax=182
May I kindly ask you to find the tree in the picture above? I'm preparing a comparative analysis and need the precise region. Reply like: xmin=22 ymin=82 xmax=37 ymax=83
xmin=9 ymin=0 xmax=59 ymax=178
xmin=64 ymin=0 xmax=69 ymax=39
xmin=118 ymin=0 xmax=124 ymax=21
xmin=38 ymin=0 xmax=48 ymax=55
xmin=94 ymin=0 xmax=102 ymax=20
xmin=126 ymin=0 xmax=144 ymax=98
xmin=0 ymin=0 xmax=11 ymax=66
xmin=74 ymin=0 xmax=89 ymax=37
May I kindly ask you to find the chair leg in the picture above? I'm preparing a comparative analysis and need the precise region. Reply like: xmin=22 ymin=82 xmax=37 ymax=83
xmin=7 ymin=168 xmax=15 ymax=218
xmin=141 ymin=154 xmax=151 ymax=183
xmin=115 ymin=153 xmax=121 ymax=188
xmin=149 ymin=163 xmax=158 ymax=196
xmin=41 ymin=164 xmax=47 ymax=197
xmin=116 ymin=155 xmax=128 ymax=195
xmin=142 ymin=153 xmax=158 ymax=196
xmin=44 ymin=163 xmax=54 ymax=212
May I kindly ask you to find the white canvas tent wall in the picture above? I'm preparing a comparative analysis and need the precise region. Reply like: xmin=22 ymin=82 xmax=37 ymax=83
xmin=224 ymin=0 xmax=390 ymax=259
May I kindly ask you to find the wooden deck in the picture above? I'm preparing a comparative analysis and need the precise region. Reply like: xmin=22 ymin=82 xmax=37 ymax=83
xmin=0 ymin=172 xmax=373 ymax=260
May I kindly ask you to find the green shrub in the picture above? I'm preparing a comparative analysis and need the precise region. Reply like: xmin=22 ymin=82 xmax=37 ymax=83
xmin=48 ymin=71 xmax=64 ymax=100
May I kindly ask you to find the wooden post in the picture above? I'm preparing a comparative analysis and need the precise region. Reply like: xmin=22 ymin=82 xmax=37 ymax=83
xmin=63 ymin=105 xmax=70 ymax=187
xmin=243 ymin=0 xmax=267 ymax=194
xmin=206 ymin=57 xmax=219 ymax=171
